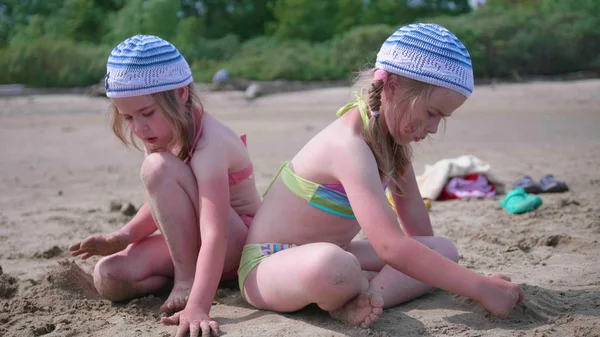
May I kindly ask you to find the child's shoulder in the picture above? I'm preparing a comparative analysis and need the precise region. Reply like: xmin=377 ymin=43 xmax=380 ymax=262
xmin=194 ymin=119 xmax=249 ymax=162
xmin=305 ymin=122 xmax=376 ymax=175
xmin=322 ymin=121 xmax=372 ymax=157
xmin=200 ymin=115 xmax=238 ymax=143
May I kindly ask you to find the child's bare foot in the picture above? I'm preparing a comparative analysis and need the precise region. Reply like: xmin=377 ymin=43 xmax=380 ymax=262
xmin=478 ymin=273 xmax=525 ymax=318
xmin=160 ymin=281 xmax=193 ymax=314
xmin=329 ymin=291 xmax=384 ymax=328
xmin=70 ymin=231 xmax=131 ymax=259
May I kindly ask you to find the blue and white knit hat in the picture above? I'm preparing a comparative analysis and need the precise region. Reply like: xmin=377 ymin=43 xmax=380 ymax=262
xmin=375 ymin=23 xmax=474 ymax=97
xmin=105 ymin=35 xmax=193 ymax=98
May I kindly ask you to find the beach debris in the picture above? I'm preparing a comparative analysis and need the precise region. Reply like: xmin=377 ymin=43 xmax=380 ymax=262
xmin=108 ymin=200 xmax=137 ymax=216
xmin=109 ymin=200 xmax=122 ymax=212
xmin=120 ymin=202 xmax=137 ymax=216
xmin=33 ymin=246 xmax=63 ymax=259
xmin=245 ymin=83 xmax=261 ymax=100
xmin=212 ymin=69 xmax=230 ymax=90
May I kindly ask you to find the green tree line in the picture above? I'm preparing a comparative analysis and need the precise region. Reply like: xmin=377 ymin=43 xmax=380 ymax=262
xmin=0 ymin=0 xmax=598 ymax=87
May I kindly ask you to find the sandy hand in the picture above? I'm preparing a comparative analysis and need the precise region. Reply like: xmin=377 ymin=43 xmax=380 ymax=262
xmin=69 ymin=232 xmax=130 ymax=259
xmin=160 ymin=282 xmax=193 ymax=315
xmin=329 ymin=291 xmax=384 ymax=328
xmin=161 ymin=305 xmax=220 ymax=337
xmin=478 ymin=273 xmax=525 ymax=318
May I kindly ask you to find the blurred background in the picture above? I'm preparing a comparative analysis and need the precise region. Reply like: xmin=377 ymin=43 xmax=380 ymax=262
xmin=0 ymin=0 xmax=599 ymax=89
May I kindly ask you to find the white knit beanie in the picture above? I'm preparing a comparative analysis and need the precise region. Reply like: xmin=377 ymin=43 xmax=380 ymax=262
xmin=105 ymin=35 xmax=193 ymax=98
xmin=375 ymin=23 xmax=474 ymax=97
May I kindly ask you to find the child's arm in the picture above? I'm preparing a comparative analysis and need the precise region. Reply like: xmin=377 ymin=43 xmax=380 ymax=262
xmin=187 ymin=159 xmax=229 ymax=313
xmin=339 ymin=143 xmax=522 ymax=313
xmin=115 ymin=202 xmax=158 ymax=242
xmin=69 ymin=202 xmax=157 ymax=259
xmin=161 ymin=144 xmax=229 ymax=335
xmin=389 ymin=164 xmax=434 ymax=236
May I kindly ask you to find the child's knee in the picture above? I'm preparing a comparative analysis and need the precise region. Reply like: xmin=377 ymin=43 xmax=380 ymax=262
xmin=301 ymin=245 xmax=366 ymax=311
xmin=94 ymin=256 xmax=119 ymax=286
xmin=140 ymin=152 xmax=179 ymax=190
xmin=93 ymin=256 xmax=132 ymax=301
xmin=306 ymin=245 xmax=364 ymax=291
xmin=435 ymin=237 xmax=459 ymax=263
xmin=95 ymin=255 xmax=119 ymax=278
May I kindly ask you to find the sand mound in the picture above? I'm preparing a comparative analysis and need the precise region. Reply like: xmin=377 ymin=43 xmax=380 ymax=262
xmin=46 ymin=260 xmax=100 ymax=299
xmin=4 ymin=261 xmax=103 ymax=315
xmin=1 ymin=261 xmax=158 ymax=336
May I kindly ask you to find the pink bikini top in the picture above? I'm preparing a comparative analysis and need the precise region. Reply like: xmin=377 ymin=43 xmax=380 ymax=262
xmin=184 ymin=108 xmax=254 ymax=186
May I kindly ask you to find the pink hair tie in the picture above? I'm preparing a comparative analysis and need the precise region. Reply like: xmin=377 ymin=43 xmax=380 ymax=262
xmin=374 ymin=69 xmax=388 ymax=83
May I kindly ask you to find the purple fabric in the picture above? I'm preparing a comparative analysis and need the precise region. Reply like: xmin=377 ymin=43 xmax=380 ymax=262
xmin=322 ymin=177 xmax=390 ymax=194
xmin=260 ymin=244 xmax=271 ymax=256
xmin=445 ymin=175 xmax=496 ymax=198
xmin=322 ymin=183 xmax=346 ymax=194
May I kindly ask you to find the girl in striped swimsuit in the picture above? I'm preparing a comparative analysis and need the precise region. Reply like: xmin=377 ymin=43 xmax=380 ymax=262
xmin=238 ymin=23 xmax=524 ymax=329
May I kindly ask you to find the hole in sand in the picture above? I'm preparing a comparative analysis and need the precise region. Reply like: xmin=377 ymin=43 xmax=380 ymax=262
xmin=0 ymin=265 xmax=19 ymax=299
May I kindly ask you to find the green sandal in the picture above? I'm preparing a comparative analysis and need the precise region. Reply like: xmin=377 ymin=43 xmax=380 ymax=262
xmin=500 ymin=188 xmax=543 ymax=214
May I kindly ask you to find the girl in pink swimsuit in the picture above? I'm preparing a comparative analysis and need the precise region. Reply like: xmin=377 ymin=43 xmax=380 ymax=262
xmin=69 ymin=35 xmax=261 ymax=337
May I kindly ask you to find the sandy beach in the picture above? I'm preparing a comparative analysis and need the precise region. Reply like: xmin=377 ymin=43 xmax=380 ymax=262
xmin=1 ymin=79 xmax=599 ymax=337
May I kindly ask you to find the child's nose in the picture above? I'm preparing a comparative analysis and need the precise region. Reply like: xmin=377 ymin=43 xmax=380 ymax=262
xmin=428 ymin=120 xmax=440 ymax=135
xmin=132 ymin=119 xmax=147 ymax=133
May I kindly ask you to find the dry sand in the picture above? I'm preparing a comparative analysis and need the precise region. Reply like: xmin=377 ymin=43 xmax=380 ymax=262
xmin=1 ymin=80 xmax=599 ymax=336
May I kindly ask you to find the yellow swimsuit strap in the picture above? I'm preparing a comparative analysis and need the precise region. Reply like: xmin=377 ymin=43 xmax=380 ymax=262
xmin=336 ymin=91 xmax=370 ymax=133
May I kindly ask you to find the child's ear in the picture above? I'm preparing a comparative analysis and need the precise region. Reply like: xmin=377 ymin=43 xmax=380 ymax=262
xmin=174 ymin=86 xmax=189 ymax=104
xmin=380 ymin=77 xmax=392 ymax=107
xmin=383 ymin=75 xmax=397 ymax=100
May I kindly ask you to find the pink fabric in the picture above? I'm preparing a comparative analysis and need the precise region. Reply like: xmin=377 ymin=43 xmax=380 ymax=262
xmin=183 ymin=108 xmax=204 ymax=164
xmin=239 ymin=215 xmax=253 ymax=229
xmin=186 ymin=122 xmax=253 ymax=185
xmin=438 ymin=174 xmax=496 ymax=200
xmin=228 ymin=133 xmax=253 ymax=186
xmin=374 ymin=69 xmax=388 ymax=83
xmin=229 ymin=164 xmax=253 ymax=186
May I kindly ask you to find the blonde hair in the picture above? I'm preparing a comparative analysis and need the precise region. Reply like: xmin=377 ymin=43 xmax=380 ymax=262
xmin=109 ymin=83 xmax=204 ymax=161
xmin=353 ymin=68 xmax=436 ymax=195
